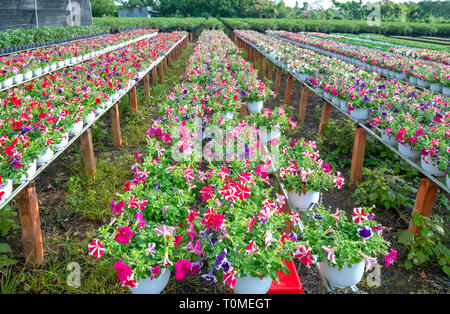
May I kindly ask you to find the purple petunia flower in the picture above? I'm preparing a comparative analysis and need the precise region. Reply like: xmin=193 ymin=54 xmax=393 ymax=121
xmin=358 ymin=226 xmax=373 ymax=239
xmin=202 ymin=266 xmax=217 ymax=283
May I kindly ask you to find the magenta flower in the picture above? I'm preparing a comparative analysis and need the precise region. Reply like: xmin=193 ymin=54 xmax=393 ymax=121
xmin=114 ymin=226 xmax=134 ymax=244
xmin=113 ymin=260 xmax=132 ymax=283
xmin=175 ymin=259 xmax=192 ymax=280
xmin=384 ymin=248 xmax=397 ymax=268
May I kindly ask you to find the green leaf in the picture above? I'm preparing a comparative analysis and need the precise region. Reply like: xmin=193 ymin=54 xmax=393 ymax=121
xmin=443 ymin=266 xmax=450 ymax=276
xmin=0 ymin=243 xmax=11 ymax=253
xmin=398 ymin=230 xmax=414 ymax=245
xmin=412 ymin=214 xmax=424 ymax=227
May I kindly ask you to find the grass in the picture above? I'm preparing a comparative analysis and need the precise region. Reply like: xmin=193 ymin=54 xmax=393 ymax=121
xmin=0 ymin=41 xmax=195 ymax=294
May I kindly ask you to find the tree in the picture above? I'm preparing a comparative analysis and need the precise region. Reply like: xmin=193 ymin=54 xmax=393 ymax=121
xmin=90 ymin=0 xmax=117 ymax=17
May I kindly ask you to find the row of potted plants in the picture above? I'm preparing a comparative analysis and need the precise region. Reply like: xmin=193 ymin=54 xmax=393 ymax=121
xmin=0 ymin=29 xmax=159 ymax=90
xmin=88 ymin=29 xmax=397 ymax=294
xmin=308 ymin=32 xmax=450 ymax=67
xmin=268 ymin=30 xmax=450 ymax=96
xmin=234 ymin=30 xmax=449 ymax=189
xmin=0 ymin=31 xmax=188 ymax=206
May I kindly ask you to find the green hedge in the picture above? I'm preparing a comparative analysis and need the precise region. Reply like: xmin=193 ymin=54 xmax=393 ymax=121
xmin=221 ymin=18 xmax=450 ymax=37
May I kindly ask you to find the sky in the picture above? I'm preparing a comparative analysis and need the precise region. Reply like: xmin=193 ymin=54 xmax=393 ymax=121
xmin=283 ymin=0 xmax=425 ymax=10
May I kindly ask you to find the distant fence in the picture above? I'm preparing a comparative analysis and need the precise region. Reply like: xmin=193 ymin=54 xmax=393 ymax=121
xmin=0 ymin=0 xmax=93 ymax=32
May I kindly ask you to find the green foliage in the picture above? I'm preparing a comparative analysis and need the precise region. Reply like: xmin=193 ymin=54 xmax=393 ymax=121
xmin=315 ymin=118 xmax=355 ymax=169
xmin=352 ymin=167 xmax=415 ymax=210
xmin=0 ymin=205 xmax=19 ymax=268
xmin=398 ymin=214 xmax=450 ymax=276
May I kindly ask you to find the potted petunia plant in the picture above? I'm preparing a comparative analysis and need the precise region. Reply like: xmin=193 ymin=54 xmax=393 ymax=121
xmin=278 ymin=138 xmax=344 ymax=211
xmin=197 ymin=165 xmax=297 ymax=294
xmin=297 ymin=203 xmax=396 ymax=289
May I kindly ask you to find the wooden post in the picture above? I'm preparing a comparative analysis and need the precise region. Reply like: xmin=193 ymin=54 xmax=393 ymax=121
xmin=80 ymin=128 xmax=96 ymax=180
xmin=253 ymin=49 xmax=258 ymax=64
xmin=17 ymin=186 xmax=43 ymax=267
xmin=275 ymin=67 xmax=282 ymax=94
xmin=111 ymin=102 xmax=122 ymax=148
xmin=158 ymin=61 xmax=164 ymax=84
xmin=318 ymin=101 xmax=332 ymax=136
xmin=258 ymin=52 xmax=262 ymax=70
xmin=298 ymin=85 xmax=309 ymax=123
xmin=164 ymin=57 xmax=168 ymax=74
xmin=350 ymin=126 xmax=368 ymax=185
xmin=143 ymin=74 xmax=150 ymax=103
xmin=240 ymin=103 xmax=249 ymax=119
xmin=129 ymin=86 xmax=138 ymax=111
xmin=268 ymin=62 xmax=273 ymax=80
xmin=408 ymin=177 xmax=438 ymax=236
xmin=151 ymin=66 xmax=157 ymax=85
xmin=284 ymin=73 xmax=293 ymax=105
xmin=262 ymin=57 xmax=266 ymax=78
xmin=278 ymin=186 xmax=294 ymax=234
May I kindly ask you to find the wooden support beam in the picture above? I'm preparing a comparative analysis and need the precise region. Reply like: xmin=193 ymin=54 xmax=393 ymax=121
xmin=262 ymin=57 xmax=267 ymax=78
xmin=268 ymin=62 xmax=273 ymax=80
xmin=298 ymin=85 xmax=309 ymax=123
xmin=80 ymin=128 xmax=96 ymax=180
xmin=278 ymin=186 xmax=294 ymax=234
xmin=408 ymin=177 xmax=438 ymax=237
xmin=143 ymin=74 xmax=150 ymax=103
xmin=284 ymin=73 xmax=293 ymax=105
xmin=258 ymin=52 xmax=262 ymax=70
xmin=318 ymin=101 xmax=332 ymax=136
xmin=275 ymin=67 xmax=282 ymax=94
xmin=151 ymin=66 xmax=157 ymax=85
xmin=350 ymin=127 xmax=368 ymax=185
xmin=163 ymin=57 xmax=168 ymax=74
xmin=158 ymin=61 xmax=164 ymax=84
xmin=17 ymin=186 xmax=43 ymax=267
xmin=111 ymin=102 xmax=122 ymax=148
xmin=129 ymin=86 xmax=138 ymax=111
xmin=240 ymin=103 xmax=249 ymax=119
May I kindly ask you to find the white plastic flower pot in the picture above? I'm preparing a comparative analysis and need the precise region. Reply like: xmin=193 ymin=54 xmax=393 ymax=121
xmin=267 ymin=129 xmax=281 ymax=142
xmin=417 ymin=79 xmax=430 ymax=88
xmin=298 ymin=73 xmax=309 ymax=82
xmin=69 ymin=120 xmax=84 ymax=136
xmin=398 ymin=143 xmax=420 ymax=160
xmin=323 ymin=92 xmax=332 ymax=100
xmin=43 ymin=65 xmax=50 ymax=73
xmin=421 ymin=156 xmax=444 ymax=177
xmin=221 ymin=112 xmax=234 ymax=119
xmin=37 ymin=147 xmax=54 ymax=166
xmin=397 ymin=72 xmax=407 ymax=80
xmin=128 ymin=269 xmax=171 ymax=294
xmin=54 ymin=132 xmax=69 ymax=151
xmin=443 ymin=86 xmax=450 ymax=97
xmin=2 ymin=77 xmax=13 ymax=88
xmin=381 ymin=130 xmax=397 ymax=146
xmin=430 ymin=83 xmax=442 ymax=93
xmin=70 ymin=57 xmax=77 ymax=64
xmin=50 ymin=63 xmax=57 ymax=70
xmin=319 ymin=260 xmax=365 ymax=289
xmin=287 ymin=189 xmax=320 ymax=211
xmin=83 ymin=112 xmax=96 ymax=124
xmin=64 ymin=59 xmax=71 ymax=66
xmin=331 ymin=96 xmax=340 ymax=106
xmin=340 ymin=100 xmax=347 ymax=110
xmin=246 ymin=101 xmax=263 ymax=113
xmin=32 ymin=68 xmax=43 ymax=77
xmin=233 ymin=276 xmax=273 ymax=294
xmin=409 ymin=76 xmax=418 ymax=85
xmin=13 ymin=73 xmax=24 ymax=84
xmin=24 ymin=71 xmax=33 ymax=81
xmin=447 ymin=174 xmax=450 ymax=189
xmin=350 ymin=108 xmax=369 ymax=120
xmin=57 ymin=61 xmax=65 ymax=68
xmin=0 ymin=179 xmax=13 ymax=203
xmin=17 ymin=159 xmax=37 ymax=183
